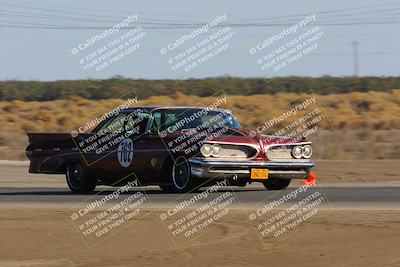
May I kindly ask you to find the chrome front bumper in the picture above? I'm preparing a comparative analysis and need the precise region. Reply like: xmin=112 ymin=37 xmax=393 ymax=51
xmin=188 ymin=158 xmax=315 ymax=180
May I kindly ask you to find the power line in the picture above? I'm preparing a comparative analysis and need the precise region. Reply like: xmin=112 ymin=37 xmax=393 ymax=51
xmin=2 ymin=1 xmax=400 ymax=29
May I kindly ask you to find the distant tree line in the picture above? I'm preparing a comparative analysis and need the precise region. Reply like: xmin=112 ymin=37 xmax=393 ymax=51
xmin=1 ymin=76 xmax=399 ymax=101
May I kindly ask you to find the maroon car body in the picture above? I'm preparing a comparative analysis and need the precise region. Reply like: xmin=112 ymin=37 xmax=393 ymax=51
xmin=26 ymin=106 xmax=315 ymax=193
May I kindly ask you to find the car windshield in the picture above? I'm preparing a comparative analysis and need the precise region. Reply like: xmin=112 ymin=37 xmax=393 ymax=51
xmin=151 ymin=108 xmax=242 ymax=133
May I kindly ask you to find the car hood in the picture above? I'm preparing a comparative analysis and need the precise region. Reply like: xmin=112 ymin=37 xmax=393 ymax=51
xmin=164 ymin=128 xmax=308 ymax=153
xmin=205 ymin=128 xmax=306 ymax=148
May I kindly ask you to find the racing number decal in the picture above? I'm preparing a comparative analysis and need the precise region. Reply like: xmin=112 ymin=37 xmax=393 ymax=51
xmin=117 ymin=138 xmax=133 ymax=167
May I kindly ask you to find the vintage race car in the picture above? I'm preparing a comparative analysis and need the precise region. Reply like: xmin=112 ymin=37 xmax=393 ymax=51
xmin=26 ymin=106 xmax=315 ymax=193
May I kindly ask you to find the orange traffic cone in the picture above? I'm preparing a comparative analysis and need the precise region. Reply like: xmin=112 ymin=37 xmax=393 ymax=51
xmin=301 ymin=172 xmax=317 ymax=186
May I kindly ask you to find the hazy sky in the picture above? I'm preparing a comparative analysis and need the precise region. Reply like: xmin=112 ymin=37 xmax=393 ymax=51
xmin=1 ymin=0 xmax=399 ymax=80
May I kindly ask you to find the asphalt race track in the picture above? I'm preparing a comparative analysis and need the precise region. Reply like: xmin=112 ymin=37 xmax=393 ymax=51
xmin=0 ymin=186 xmax=399 ymax=209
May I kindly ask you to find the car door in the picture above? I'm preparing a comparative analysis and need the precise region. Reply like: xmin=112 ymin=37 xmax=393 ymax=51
xmin=116 ymin=110 xmax=150 ymax=182
xmin=131 ymin=111 xmax=172 ymax=184
xmin=90 ymin=112 xmax=133 ymax=182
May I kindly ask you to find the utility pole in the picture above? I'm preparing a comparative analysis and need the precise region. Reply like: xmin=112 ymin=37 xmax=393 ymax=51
xmin=352 ymin=40 xmax=360 ymax=90
xmin=352 ymin=40 xmax=359 ymax=77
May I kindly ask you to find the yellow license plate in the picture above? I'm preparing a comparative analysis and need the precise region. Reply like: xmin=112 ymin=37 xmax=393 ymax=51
xmin=250 ymin=169 xmax=269 ymax=179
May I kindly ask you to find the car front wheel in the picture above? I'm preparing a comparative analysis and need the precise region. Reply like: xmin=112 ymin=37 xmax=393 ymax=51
xmin=170 ymin=156 xmax=197 ymax=193
xmin=66 ymin=162 xmax=96 ymax=193
xmin=262 ymin=178 xmax=291 ymax=190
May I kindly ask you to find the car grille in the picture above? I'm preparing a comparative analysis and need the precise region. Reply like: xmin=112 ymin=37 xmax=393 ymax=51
xmin=218 ymin=144 xmax=258 ymax=158
xmin=266 ymin=145 xmax=294 ymax=160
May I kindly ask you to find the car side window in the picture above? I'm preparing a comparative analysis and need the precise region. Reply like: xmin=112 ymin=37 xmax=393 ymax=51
xmin=124 ymin=112 xmax=150 ymax=135
xmin=161 ymin=112 xmax=179 ymax=132
xmin=149 ymin=112 xmax=161 ymax=134
xmin=96 ymin=114 xmax=126 ymax=134
xmin=150 ymin=112 xmax=179 ymax=133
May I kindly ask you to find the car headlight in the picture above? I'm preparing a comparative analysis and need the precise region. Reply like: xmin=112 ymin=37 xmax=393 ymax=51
xmin=211 ymin=144 xmax=222 ymax=157
xmin=200 ymin=144 xmax=212 ymax=157
xmin=302 ymin=145 xmax=312 ymax=158
xmin=292 ymin=146 xmax=303 ymax=159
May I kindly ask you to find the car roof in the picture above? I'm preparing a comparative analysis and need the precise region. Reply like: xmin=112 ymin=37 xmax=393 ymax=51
xmin=121 ymin=106 xmax=231 ymax=113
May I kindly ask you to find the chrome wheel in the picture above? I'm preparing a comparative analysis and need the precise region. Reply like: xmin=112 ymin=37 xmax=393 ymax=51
xmin=172 ymin=158 xmax=190 ymax=190
xmin=170 ymin=156 xmax=196 ymax=193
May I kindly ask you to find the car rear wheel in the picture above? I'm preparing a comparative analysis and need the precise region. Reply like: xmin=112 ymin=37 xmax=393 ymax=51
xmin=170 ymin=156 xmax=196 ymax=193
xmin=66 ymin=162 xmax=96 ymax=193
xmin=263 ymin=178 xmax=291 ymax=190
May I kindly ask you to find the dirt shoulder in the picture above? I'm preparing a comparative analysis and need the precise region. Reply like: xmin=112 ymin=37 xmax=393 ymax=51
xmin=0 ymin=207 xmax=399 ymax=267
xmin=313 ymin=159 xmax=399 ymax=184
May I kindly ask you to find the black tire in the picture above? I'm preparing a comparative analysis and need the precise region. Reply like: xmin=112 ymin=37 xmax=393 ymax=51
xmin=170 ymin=156 xmax=197 ymax=193
xmin=66 ymin=162 xmax=96 ymax=193
xmin=263 ymin=178 xmax=291 ymax=190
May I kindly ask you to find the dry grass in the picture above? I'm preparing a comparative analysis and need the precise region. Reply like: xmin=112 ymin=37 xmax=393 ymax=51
xmin=1 ymin=90 xmax=399 ymax=160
